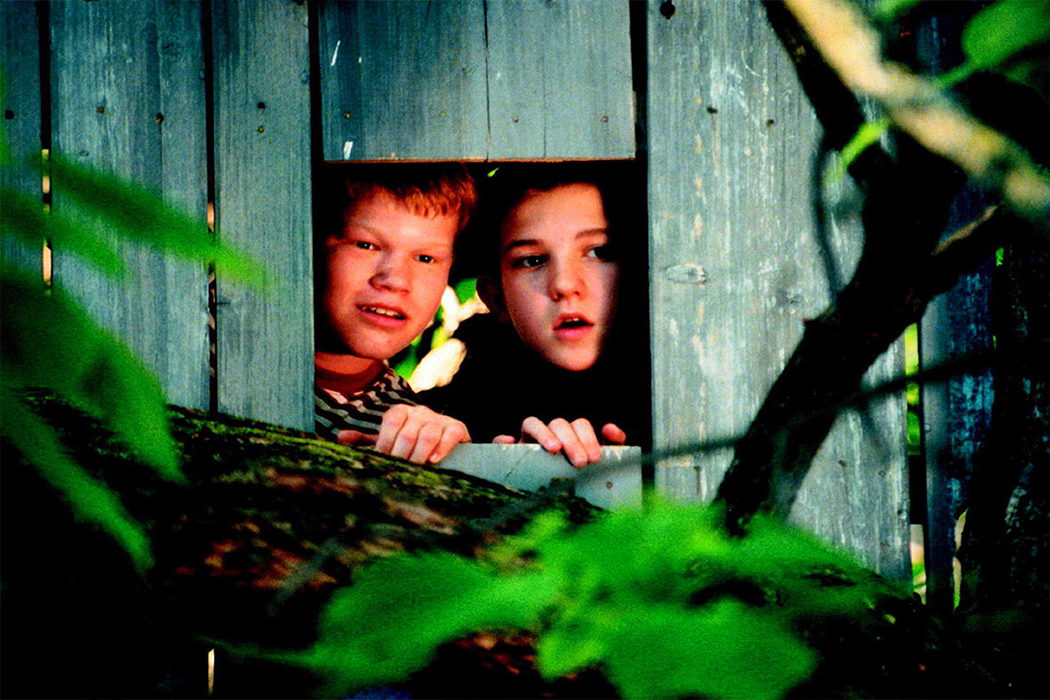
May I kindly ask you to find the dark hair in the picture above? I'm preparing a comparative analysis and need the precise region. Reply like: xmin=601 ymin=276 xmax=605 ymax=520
xmin=458 ymin=161 xmax=637 ymax=280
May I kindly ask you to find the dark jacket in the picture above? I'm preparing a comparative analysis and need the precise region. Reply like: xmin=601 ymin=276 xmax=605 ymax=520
xmin=420 ymin=314 xmax=649 ymax=446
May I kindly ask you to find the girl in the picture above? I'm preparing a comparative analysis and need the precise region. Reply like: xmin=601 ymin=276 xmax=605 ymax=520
xmin=423 ymin=164 xmax=649 ymax=466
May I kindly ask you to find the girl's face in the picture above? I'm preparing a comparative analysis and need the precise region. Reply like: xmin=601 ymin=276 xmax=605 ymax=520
xmin=498 ymin=183 xmax=619 ymax=371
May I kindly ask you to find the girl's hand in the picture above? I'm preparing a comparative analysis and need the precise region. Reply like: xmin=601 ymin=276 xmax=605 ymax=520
xmin=493 ymin=417 xmax=626 ymax=467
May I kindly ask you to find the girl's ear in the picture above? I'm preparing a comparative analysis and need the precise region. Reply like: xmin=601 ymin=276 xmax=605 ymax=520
xmin=477 ymin=275 xmax=510 ymax=322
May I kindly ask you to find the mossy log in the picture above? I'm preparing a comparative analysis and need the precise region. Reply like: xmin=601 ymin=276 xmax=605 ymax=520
xmin=0 ymin=393 xmax=601 ymax=698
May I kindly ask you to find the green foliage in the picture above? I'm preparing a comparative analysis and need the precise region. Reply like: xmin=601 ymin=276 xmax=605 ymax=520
xmin=277 ymin=503 xmax=905 ymax=699
xmin=873 ymin=0 xmax=922 ymax=23
xmin=392 ymin=276 xmax=478 ymax=380
xmin=1 ymin=148 xmax=264 ymax=569
xmin=941 ymin=0 xmax=1050 ymax=86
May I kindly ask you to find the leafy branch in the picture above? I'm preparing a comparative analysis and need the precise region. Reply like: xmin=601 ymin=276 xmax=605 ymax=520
xmin=1 ymin=148 xmax=265 ymax=569
xmin=268 ymin=502 xmax=905 ymax=699
xmin=792 ymin=0 xmax=1050 ymax=220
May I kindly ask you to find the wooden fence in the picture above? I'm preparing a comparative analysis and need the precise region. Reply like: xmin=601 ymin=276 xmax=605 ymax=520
xmin=2 ymin=0 xmax=993 ymax=592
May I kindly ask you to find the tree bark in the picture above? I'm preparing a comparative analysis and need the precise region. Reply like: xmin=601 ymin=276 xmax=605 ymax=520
xmin=0 ymin=392 xmax=600 ymax=698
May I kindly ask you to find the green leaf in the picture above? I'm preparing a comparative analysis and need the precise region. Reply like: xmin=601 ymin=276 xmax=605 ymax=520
xmin=39 ymin=153 xmax=266 ymax=286
xmin=1 ymin=388 xmax=153 ymax=571
xmin=1 ymin=187 xmax=126 ymax=277
xmin=605 ymin=602 xmax=816 ymax=700
xmin=962 ymin=0 xmax=1050 ymax=73
xmin=453 ymin=277 xmax=478 ymax=304
xmin=2 ymin=269 xmax=182 ymax=479
xmin=873 ymin=0 xmax=923 ymax=22
xmin=289 ymin=553 xmax=555 ymax=695
xmin=826 ymin=119 xmax=891 ymax=186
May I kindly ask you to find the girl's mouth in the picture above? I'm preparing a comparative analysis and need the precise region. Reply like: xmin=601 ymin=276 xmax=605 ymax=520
xmin=553 ymin=314 xmax=594 ymax=337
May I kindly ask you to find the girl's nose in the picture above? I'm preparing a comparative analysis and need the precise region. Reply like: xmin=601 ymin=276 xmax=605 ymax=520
xmin=548 ymin=260 xmax=584 ymax=299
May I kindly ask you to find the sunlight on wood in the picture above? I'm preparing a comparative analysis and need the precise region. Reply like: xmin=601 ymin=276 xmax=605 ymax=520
xmin=207 ymin=648 xmax=215 ymax=696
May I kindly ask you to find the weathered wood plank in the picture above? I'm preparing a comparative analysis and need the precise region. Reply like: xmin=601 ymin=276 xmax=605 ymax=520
xmin=486 ymin=0 xmax=635 ymax=160
xmin=212 ymin=0 xmax=314 ymax=430
xmin=317 ymin=0 xmax=488 ymax=161
xmin=440 ymin=444 xmax=643 ymax=510
xmin=646 ymin=0 xmax=909 ymax=579
xmin=920 ymin=244 xmax=994 ymax=613
xmin=49 ymin=0 xmax=210 ymax=410
xmin=1 ymin=0 xmax=43 ymax=274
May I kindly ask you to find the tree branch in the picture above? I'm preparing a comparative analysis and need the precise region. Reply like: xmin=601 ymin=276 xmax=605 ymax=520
xmin=782 ymin=0 xmax=1050 ymax=221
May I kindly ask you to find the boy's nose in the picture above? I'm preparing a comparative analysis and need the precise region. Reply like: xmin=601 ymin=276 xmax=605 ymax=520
xmin=371 ymin=256 xmax=410 ymax=292
xmin=548 ymin=261 xmax=584 ymax=299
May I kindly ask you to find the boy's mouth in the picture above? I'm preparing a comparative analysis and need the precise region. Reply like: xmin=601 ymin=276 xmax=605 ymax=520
xmin=359 ymin=304 xmax=407 ymax=321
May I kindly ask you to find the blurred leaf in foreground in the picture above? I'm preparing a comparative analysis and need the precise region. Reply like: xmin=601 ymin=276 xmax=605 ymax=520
xmin=272 ymin=502 xmax=905 ymax=699
xmin=40 ymin=153 xmax=267 ymax=286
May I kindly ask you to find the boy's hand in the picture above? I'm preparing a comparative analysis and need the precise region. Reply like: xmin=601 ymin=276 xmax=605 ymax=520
xmin=338 ymin=404 xmax=471 ymax=465
xmin=494 ymin=417 xmax=626 ymax=468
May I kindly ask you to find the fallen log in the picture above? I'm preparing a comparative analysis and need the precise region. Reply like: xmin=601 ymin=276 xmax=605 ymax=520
xmin=0 ymin=392 xmax=601 ymax=698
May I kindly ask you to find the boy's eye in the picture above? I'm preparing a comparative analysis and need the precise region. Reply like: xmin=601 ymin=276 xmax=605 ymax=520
xmin=416 ymin=254 xmax=435 ymax=264
xmin=511 ymin=254 xmax=547 ymax=269
xmin=354 ymin=240 xmax=376 ymax=251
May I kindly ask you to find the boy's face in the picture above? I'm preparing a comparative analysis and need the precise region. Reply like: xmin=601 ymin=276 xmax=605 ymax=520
xmin=498 ymin=183 xmax=619 ymax=371
xmin=322 ymin=189 xmax=457 ymax=361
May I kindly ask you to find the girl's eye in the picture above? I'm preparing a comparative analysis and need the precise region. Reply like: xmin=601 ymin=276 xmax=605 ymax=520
xmin=511 ymin=254 xmax=547 ymax=269
xmin=587 ymin=244 xmax=614 ymax=261
xmin=416 ymin=254 xmax=435 ymax=264
xmin=355 ymin=240 xmax=376 ymax=251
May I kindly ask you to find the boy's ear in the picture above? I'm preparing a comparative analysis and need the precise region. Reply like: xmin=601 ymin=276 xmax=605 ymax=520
xmin=476 ymin=275 xmax=510 ymax=322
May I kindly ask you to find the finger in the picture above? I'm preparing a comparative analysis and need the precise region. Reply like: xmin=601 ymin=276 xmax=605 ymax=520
xmin=336 ymin=429 xmax=377 ymax=446
xmin=427 ymin=421 xmax=471 ymax=464
xmin=375 ymin=404 xmax=411 ymax=455
xmin=493 ymin=435 xmax=516 ymax=444
xmin=548 ymin=418 xmax=588 ymax=468
xmin=521 ymin=416 xmax=561 ymax=453
xmin=570 ymin=418 xmax=603 ymax=465
xmin=406 ymin=421 xmax=444 ymax=464
xmin=600 ymin=423 xmax=627 ymax=445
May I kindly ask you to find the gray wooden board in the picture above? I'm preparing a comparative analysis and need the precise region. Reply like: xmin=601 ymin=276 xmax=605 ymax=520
xmin=485 ymin=0 xmax=635 ymax=160
xmin=920 ymin=213 xmax=994 ymax=614
xmin=317 ymin=0 xmax=488 ymax=161
xmin=48 ymin=0 xmax=210 ymax=410
xmin=212 ymin=0 xmax=314 ymax=430
xmin=1 ymin=0 xmax=43 ymax=274
xmin=646 ymin=0 xmax=909 ymax=580
xmin=439 ymin=444 xmax=643 ymax=511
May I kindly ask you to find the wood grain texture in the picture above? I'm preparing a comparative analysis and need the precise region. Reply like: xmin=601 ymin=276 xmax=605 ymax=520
xmin=920 ymin=250 xmax=994 ymax=613
xmin=1 ymin=0 xmax=43 ymax=274
xmin=440 ymin=444 xmax=643 ymax=510
xmin=646 ymin=0 xmax=909 ymax=579
xmin=212 ymin=0 xmax=314 ymax=430
xmin=317 ymin=0 xmax=488 ymax=161
xmin=486 ymin=0 xmax=635 ymax=160
xmin=49 ymin=0 xmax=210 ymax=410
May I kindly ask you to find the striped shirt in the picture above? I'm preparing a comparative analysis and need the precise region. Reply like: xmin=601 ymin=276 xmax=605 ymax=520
xmin=314 ymin=363 xmax=418 ymax=440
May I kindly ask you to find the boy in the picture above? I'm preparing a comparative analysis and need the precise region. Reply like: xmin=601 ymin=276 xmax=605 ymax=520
xmin=314 ymin=164 xmax=475 ymax=465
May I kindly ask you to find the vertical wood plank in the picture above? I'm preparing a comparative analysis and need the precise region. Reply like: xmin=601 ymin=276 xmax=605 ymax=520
xmin=646 ymin=0 xmax=909 ymax=579
xmin=49 ymin=0 xmax=210 ymax=410
xmin=913 ymin=13 xmax=994 ymax=615
xmin=212 ymin=0 xmax=313 ymax=430
xmin=317 ymin=0 xmax=487 ymax=161
xmin=1 ymin=0 xmax=43 ymax=274
xmin=920 ymin=224 xmax=994 ymax=613
xmin=486 ymin=0 xmax=635 ymax=160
